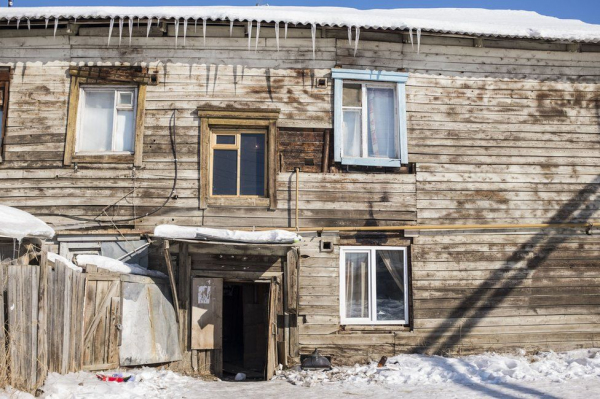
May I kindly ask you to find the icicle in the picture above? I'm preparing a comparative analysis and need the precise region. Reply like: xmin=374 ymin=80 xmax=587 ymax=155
xmin=174 ymin=19 xmax=179 ymax=48
xmin=27 ymin=19 xmax=30 ymax=30
xmin=275 ymin=22 xmax=280 ymax=51
xmin=16 ymin=18 xmax=20 ymax=29
xmin=183 ymin=19 xmax=188 ymax=46
xmin=409 ymin=28 xmax=414 ymax=50
xmin=311 ymin=23 xmax=316 ymax=59
xmin=74 ymin=18 xmax=77 ymax=24
xmin=128 ymin=18 xmax=133 ymax=46
xmin=255 ymin=21 xmax=260 ymax=52
xmin=137 ymin=18 xmax=140 ymax=28
xmin=194 ymin=19 xmax=197 ymax=33
xmin=6 ymin=19 xmax=10 ymax=26
xmin=416 ymin=28 xmax=421 ymax=53
xmin=353 ymin=27 xmax=360 ymax=56
xmin=45 ymin=18 xmax=49 ymax=29
xmin=146 ymin=17 xmax=152 ymax=38
xmin=156 ymin=18 xmax=160 ymax=27
xmin=118 ymin=18 xmax=123 ymax=47
xmin=230 ymin=19 xmax=234 ymax=37
xmin=284 ymin=22 xmax=288 ymax=39
xmin=108 ymin=18 xmax=114 ymax=47
xmin=203 ymin=18 xmax=207 ymax=46
xmin=53 ymin=18 xmax=58 ymax=38
xmin=247 ymin=21 xmax=252 ymax=50
xmin=348 ymin=26 xmax=352 ymax=46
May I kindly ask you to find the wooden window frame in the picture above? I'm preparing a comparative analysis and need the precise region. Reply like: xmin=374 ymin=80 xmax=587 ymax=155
xmin=0 ymin=67 xmax=10 ymax=162
xmin=64 ymin=72 xmax=147 ymax=166
xmin=332 ymin=68 xmax=409 ymax=167
xmin=198 ymin=107 xmax=280 ymax=210
xmin=210 ymin=129 xmax=268 ymax=199
xmin=339 ymin=246 xmax=409 ymax=325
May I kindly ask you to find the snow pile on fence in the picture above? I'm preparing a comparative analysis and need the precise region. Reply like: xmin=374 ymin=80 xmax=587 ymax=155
xmin=76 ymin=255 xmax=166 ymax=278
xmin=47 ymin=252 xmax=83 ymax=272
xmin=279 ymin=349 xmax=600 ymax=387
xmin=1 ymin=6 xmax=600 ymax=43
xmin=154 ymin=225 xmax=301 ymax=244
xmin=0 ymin=205 xmax=55 ymax=241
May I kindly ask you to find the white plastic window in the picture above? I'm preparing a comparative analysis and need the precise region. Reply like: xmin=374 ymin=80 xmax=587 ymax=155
xmin=76 ymin=87 xmax=137 ymax=154
xmin=341 ymin=83 xmax=398 ymax=160
xmin=340 ymin=247 xmax=409 ymax=325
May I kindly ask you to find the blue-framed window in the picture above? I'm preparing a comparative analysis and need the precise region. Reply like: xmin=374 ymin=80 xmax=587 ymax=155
xmin=332 ymin=69 xmax=408 ymax=167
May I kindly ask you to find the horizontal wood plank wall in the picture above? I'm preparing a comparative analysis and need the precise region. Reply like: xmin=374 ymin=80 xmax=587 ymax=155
xmin=2 ymin=27 xmax=600 ymax=361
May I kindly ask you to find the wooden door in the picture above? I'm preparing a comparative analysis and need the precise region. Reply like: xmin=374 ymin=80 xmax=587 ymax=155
xmin=191 ymin=278 xmax=223 ymax=374
xmin=265 ymin=279 xmax=279 ymax=380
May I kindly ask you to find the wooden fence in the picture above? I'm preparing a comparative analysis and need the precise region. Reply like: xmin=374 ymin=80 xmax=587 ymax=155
xmin=4 ymin=255 xmax=86 ymax=391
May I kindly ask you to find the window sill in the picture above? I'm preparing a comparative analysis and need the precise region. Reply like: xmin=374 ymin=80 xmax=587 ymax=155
xmin=70 ymin=153 xmax=135 ymax=164
xmin=340 ymin=324 xmax=410 ymax=332
xmin=207 ymin=197 xmax=270 ymax=207
xmin=341 ymin=157 xmax=402 ymax=167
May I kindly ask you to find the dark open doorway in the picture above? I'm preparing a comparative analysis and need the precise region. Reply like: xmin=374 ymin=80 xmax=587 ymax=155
xmin=222 ymin=282 xmax=270 ymax=380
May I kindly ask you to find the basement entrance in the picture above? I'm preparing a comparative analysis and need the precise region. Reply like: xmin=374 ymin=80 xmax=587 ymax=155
xmin=222 ymin=282 xmax=270 ymax=379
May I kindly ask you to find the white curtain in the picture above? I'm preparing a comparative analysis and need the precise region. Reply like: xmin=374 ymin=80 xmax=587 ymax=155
xmin=79 ymin=90 xmax=114 ymax=152
xmin=345 ymin=252 xmax=369 ymax=318
xmin=367 ymin=88 xmax=396 ymax=159
xmin=342 ymin=110 xmax=361 ymax=157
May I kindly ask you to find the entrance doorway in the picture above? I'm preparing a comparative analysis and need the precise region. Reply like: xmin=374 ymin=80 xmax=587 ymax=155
xmin=191 ymin=277 xmax=279 ymax=381
xmin=222 ymin=282 xmax=269 ymax=379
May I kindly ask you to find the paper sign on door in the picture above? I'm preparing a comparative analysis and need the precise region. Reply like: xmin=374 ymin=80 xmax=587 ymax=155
xmin=198 ymin=285 xmax=211 ymax=304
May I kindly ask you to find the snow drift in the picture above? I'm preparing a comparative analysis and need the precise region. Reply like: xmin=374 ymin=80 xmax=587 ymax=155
xmin=154 ymin=225 xmax=301 ymax=244
xmin=47 ymin=252 xmax=82 ymax=272
xmin=1 ymin=6 xmax=600 ymax=43
xmin=0 ymin=205 xmax=55 ymax=241
xmin=76 ymin=255 xmax=166 ymax=278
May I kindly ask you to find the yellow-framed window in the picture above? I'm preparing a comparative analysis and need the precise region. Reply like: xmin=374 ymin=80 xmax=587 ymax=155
xmin=210 ymin=129 xmax=267 ymax=197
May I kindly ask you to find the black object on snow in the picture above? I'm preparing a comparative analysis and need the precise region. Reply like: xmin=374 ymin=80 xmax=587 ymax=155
xmin=301 ymin=349 xmax=332 ymax=370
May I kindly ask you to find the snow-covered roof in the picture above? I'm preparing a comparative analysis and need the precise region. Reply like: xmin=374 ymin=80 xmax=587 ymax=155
xmin=0 ymin=205 xmax=55 ymax=241
xmin=1 ymin=6 xmax=600 ymax=43
xmin=154 ymin=225 xmax=301 ymax=244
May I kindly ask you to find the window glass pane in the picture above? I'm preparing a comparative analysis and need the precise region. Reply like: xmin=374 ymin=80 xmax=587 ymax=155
xmin=240 ymin=133 xmax=265 ymax=196
xmin=342 ymin=110 xmax=361 ymax=157
xmin=345 ymin=252 xmax=370 ymax=319
xmin=78 ymin=90 xmax=114 ymax=152
xmin=115 ymin=109 xmax=135 ymax=152
xmin=367 ymin=87 xmax=397 ymax=159
xmin=118 ymin=91 xmax=133 ymax=106
xmin=216 ymin=135 xmax=236 ymax=145
xmin=343 ymin=84 xmax=361 ymax=107
xmin=0 ymin=109 xmax=3 ymax=147
xmin=212 ymin=149 xmax=238 ymax=195
xmin=375 ymin=250 xmax=405 ymax=321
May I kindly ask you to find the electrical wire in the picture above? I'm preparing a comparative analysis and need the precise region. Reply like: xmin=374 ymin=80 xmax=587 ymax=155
xmin=47 ymin=109 xmax=179 ymax=225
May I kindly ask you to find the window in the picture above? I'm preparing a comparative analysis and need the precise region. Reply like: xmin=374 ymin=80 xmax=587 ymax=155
xmin=198 ymin=107 xmax=279 ymax=210
xmin=64 ymin=66 xmax=151 ymax=166
xmin=0 ymin=67 xmax=9 ymax=159
xmin=76 ymin=87 xmax=137 ymax=154
xmin=332 ymin=69 xmax=408 ymax=167
xmin=340 ymin=247 xmax=409 ymax=324
xmin=210 ymin=130 xmax=267 ymax=197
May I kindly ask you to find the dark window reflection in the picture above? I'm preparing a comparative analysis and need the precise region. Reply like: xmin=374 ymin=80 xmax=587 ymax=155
xmin=240 ymin=134 xmax=265 ymax=196
xmin=213 ymin=149 xmax=237 ymax=195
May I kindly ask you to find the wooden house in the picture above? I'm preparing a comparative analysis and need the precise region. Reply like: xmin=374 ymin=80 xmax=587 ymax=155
xmin=1 ymin=6 xmax=600 ymax=380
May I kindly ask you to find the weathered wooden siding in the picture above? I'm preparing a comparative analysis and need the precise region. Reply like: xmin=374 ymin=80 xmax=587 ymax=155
xmin=2 ymin=24 xmax=600 ymax=361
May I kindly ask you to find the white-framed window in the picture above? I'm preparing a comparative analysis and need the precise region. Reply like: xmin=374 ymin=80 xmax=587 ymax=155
xmin=75 ymin=86 xmax=137 ymax=154
xmin=339 ymin=246 xmax=409 ymax=325
xmin=332 ymin=69 xmax=408 ymax=167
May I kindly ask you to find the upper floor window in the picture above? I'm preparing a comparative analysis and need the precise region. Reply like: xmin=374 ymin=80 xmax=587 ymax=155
xmin=64 ymin=66 xmax=152 ymax=166
xmin=76 ymin=86 xmax=137 ymax=154
xmin=211 ymin=130 xmax=266 ymax=197
xmin=340 ymin=246 xmax=409 ymax=325
xmin=332 ymin=69 xmax=408 ymax=167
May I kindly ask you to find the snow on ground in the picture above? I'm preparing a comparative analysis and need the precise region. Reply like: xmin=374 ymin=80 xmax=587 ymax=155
xmin=75 ymin=255 xmax=166 ymax=278
xmin=2 ymin=349 xmax=599 ymax=398
xmin=0 ymin=205 xmax=54 ymax=241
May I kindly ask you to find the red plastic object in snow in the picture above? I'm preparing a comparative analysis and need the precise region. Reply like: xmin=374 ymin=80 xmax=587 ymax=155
xmin=96 ymin=374 xmax=132 ymax=383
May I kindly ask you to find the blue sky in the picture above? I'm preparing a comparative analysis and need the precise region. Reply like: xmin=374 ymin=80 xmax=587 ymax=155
xmin=3 ymin=0 xmax=600 ymax=25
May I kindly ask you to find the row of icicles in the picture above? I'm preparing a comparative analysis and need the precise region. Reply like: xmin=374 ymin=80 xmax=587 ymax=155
xmin=6 ymin=16 xmax=423 ymax=56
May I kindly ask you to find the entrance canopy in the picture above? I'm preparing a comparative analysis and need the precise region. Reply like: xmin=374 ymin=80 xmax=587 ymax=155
xmin=154 ymin=225 xmax=301 ymax=245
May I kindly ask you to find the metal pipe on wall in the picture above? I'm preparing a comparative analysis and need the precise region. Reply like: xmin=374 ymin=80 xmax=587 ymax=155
xmin=295 ymin=167 xmax=300 ymax=232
